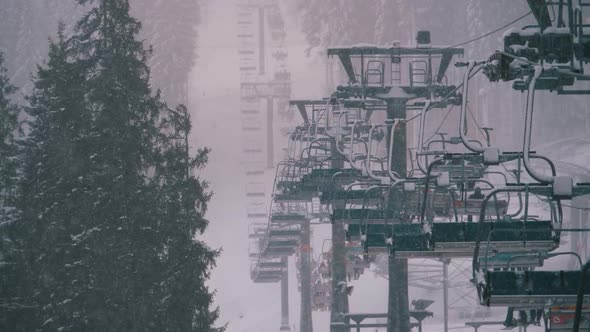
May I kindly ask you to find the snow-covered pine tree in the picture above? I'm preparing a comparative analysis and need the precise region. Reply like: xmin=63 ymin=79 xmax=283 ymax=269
xmin=67 ymin=0 xmax=216 ymax=329
xmin=18 ymin=23 xmax=94 ymax=331
xmin=16 ymin=0 xmax=220 ymax=330
xmin=0 ymin=52 xmax=20 ymax=219
xmin=0 ymin=51 xmax=28 ymax=331
xmin=153 ymin=104 xmax=223 ymax=331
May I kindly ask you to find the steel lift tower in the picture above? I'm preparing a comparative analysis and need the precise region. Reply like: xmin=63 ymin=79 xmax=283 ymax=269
xmin=327 ymin=33 xmax=463 ymax=332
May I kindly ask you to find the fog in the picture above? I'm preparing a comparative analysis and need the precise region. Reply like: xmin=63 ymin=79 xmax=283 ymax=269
xmin=1 ymin=1 xmax=590 ymax=332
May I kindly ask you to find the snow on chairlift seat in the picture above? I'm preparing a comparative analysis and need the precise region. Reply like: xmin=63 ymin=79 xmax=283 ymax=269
xmin=346 ymin=223 xmax=429 ymax=255
xmin=384 ymin=224 xmax=430 ymax=254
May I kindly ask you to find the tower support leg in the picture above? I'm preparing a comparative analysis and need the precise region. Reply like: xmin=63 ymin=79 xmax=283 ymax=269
xmin=280 ymin=256 xmax=290 ymax=331
xmin=300 ymin=219 xmax=313 ymax=332
xmin=387 ymin=101 xmax=409 ymax=332
xmin=330 ymin=139 xmax=348 ymax=332
xmin=443 ymin=258 xmax=450 ymax=332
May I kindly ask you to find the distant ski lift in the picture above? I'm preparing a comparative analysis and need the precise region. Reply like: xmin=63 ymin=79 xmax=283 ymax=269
xmin=241 ymin=99 xmax=261 ymax=109
xmin=246 ymin=204 xmax=267 ymax=220
xmin=242 ymin=138 xmax=265 ymax=152
xmin=244 ymin=163 xmax=265 ymax=177
xmin=242 ymin=150 xmax=266 ymax=163
xmin=241 ymin=108 xmax=260 ymax=116
xmin=237 ymin=33 xmax=254 ymax=39
xmin=273 ymin=70 xmax=291 ymax=82
xmin=267 ymin=6 xmax=284 ymax=30
xmin=241 ymin=113 xmax=263 ymax=128
xmin=270 ymin=30 xmax=286 ymax=43
xmin=241 ymin=124 xmax=263 ymax=132
xmin=240 ymin=72 xmax=257 ymax=82
xmin=239 ymin=57 xmax=256 ymax=67
xmin=246 ymin=182 xmax=265 ymax=197
xmin=273 ymin=49 xmax=288 ymax=61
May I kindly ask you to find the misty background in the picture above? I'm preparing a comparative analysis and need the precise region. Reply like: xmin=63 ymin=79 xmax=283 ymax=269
xmin=1 ymin=1 xmax=589 ymax=331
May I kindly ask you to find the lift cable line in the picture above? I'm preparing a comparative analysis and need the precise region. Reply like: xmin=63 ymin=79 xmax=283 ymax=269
xmin=405 ymin=10 xmax=535 ymax=125
xmin=422 ymin=105 xmax=455 ymax=144
xmin=447 ymin=11 xmax=533 ymax=49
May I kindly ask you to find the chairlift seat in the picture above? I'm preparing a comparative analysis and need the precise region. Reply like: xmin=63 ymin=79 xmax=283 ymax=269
xmin=251 ymin=274 xmax=283 ymax=283
xmin=259 ymin=261 xmax=286 ymax=269
xmin=479 ymin=252 xmax=545 ymax=269
xmin=391 ymin=224 xmax=430 ymax=252
xmin=296 ymin=182 xmax=321 ymax=192
xmin=346 ymin=224 xmax=386 ymax=241
xmin=271 ymin=213 xmax=306 ymax=224
xmin=332 ymin=208 xmax=400 ymax=224
xmin=274 ymin=191 xmax=316 ymax=202
xmin=268 ymin=229 xmax=301 ymax=239
xmin=320 ymin=189 xmax=383 ymax=205
xmin=454 ymin=199 xmax=508 ymax=216
xmin=276 ymin=179 xmax=301 ymax=191
xmin=431 ymin=220 xmax=556 ymax=255
xmin=263 ymin=247 xmax=295 ymax=257
xmin=392 ymin=190 xmax=452 ymax=216
xmin=481 ymin=270 xmax=590 ymax=308
xmin=348 ymin=223 xmax=429 ymax=253
xmin=431 ymin=163 xmax=486 ymax=180
xmin=266 ymin=239 xmax=298 ymax=248
xmin=300 ymin=174 xmax=365 ymax=191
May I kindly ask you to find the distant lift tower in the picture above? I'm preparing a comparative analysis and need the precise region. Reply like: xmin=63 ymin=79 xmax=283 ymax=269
xmin=238 ymin=1 xmax=294 ymax=331
xmin=327 ymin=31 xmax=463 ymax=332
xmin=241 ymin=74 xmax=292 ymax=169
xmin=237 ymin=0 xmax=290 ymax=169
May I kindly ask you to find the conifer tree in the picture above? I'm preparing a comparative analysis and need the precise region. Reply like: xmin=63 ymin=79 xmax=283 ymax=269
xmin=16 ymin=1 xmax=221 ymax=330
xmin=19 ymin=23 xmax=93 ymax=331
xmin=0 ymin=52 xmax=19 ymax=216
xmin=0 ymin=51 xmax=28 ymax=331
xmin=154 ymin=105 xmax=222 ymax=331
